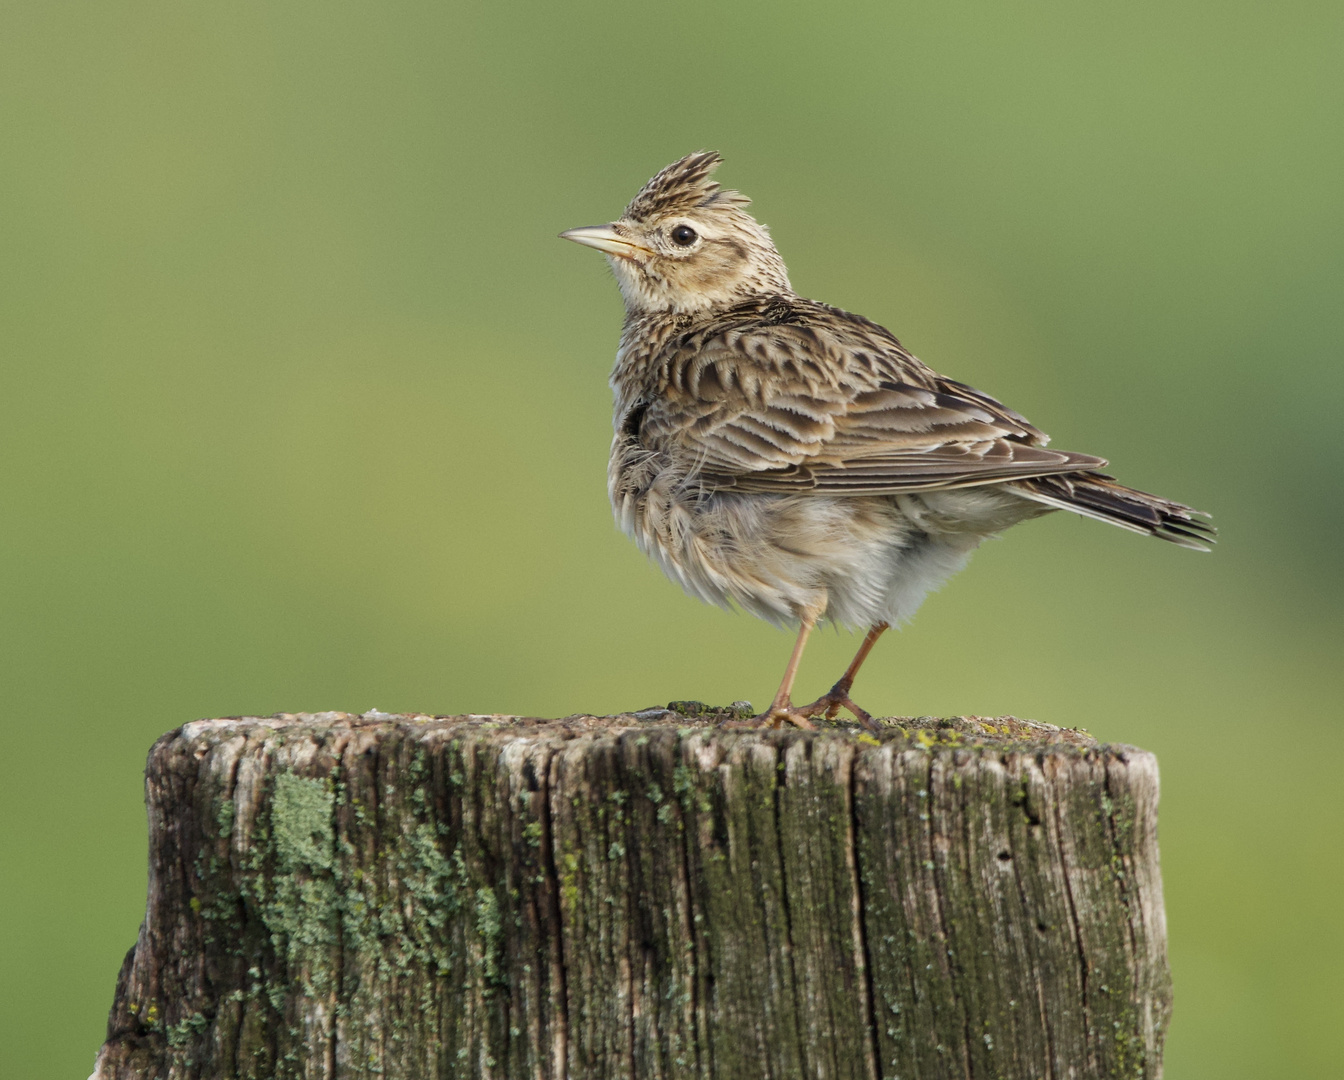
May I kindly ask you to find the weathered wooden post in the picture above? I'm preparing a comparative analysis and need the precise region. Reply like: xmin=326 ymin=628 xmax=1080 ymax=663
xmin=93 ymin=709 xmax=1170 ymax=1080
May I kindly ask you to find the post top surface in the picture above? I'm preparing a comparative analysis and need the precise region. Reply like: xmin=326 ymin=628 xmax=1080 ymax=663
xmin=170 ymin=705 xmax=1137 ymax=758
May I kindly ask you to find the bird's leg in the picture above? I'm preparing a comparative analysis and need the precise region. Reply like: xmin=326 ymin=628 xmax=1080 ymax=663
xmin=723 ymin=608 xmax=820 ymax=731
xmin=763 ymin=611 xmax=817 ymax=728
xmin=798 ymin=622 xmax=889 ymax=732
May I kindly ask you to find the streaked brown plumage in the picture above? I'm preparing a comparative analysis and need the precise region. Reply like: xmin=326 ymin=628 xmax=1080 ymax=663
xmin=562 ymin=152 xmax=1214 ymax=730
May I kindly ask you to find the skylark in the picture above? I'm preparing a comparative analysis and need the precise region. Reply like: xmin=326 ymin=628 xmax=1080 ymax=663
xmin=562 ymin=152 xmax=1213 ymax=731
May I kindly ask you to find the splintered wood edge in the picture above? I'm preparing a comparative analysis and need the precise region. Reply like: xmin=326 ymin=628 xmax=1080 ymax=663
xmin=173 ymin=710 xmax=1114 ymax=755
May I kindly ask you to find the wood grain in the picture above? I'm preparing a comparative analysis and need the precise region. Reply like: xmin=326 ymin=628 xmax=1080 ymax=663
xmin=93 ymin=710 xmax=1170 ymax=1080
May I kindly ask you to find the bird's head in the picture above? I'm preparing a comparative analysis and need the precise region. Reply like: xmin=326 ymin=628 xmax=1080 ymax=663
xmin=561 ymin=151 xmax=792 ymax=316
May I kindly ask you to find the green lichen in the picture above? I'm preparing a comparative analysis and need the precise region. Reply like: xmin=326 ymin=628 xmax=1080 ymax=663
xmin=560 ymin=851 xmax=580 ymax=911
xmin=165 ymin=1011 xmax=209 ymax=1048
xmin=666 ymin=699 xmax=754 ymax=720
xmin=913 ymin=727 xmax=966 ymax=749
xmin=272 ymin=772 xmax=335 ymax=875
xmin=474 ymin=887 xmax=504 ymax=986
xmin=672 ymin=765 xmax=711 ymax=813
xmin=260 ymin=772 xmax=339 ymax=990
xmin=1105 ymin=789 xmax=1138 ymax=854
xmin=216 ymin=798 xmax=235 ymax=838
xmin=403 ymin=822 xmax=461 ymax=929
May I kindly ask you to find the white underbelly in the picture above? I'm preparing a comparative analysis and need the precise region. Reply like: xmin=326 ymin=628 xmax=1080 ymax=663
xmin=614 ymin=479 xmax=1036 ymax=630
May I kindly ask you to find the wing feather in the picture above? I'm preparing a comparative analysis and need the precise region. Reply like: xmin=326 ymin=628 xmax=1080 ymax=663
xmin=635 ymin=298 xmax=1103 ymax=494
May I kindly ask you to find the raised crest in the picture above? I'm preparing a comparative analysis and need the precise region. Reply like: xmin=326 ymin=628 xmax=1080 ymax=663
xmin=623 ymin=151 xmax=752 ymax=222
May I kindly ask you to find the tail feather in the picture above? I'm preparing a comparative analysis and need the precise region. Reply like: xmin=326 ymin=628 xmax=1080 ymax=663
xmin=1010 ymin=471 xmax=1215 ymax=551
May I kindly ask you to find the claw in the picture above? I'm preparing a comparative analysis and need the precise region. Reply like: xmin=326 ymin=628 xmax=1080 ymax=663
xmin=720 ymin=705 xmax=816 ymax=731
xmin=797 ymin=687 xmax=881 ymax=732
xmin=765 ymin=707 xmax=817 ymax=731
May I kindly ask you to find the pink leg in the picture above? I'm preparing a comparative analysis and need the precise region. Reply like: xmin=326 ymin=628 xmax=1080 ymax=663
xmin=797 ymin=622 xmax=889 ymax=731
xmin=722 ymin=606 xmax=823 ymax=732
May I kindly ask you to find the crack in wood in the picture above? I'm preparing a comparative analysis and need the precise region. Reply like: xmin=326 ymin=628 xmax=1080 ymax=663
xmin=927 ymin=753 xmax=977 ymax=1077
xmin=1002 ymin=757 xmax=1058 ymax=1080
xmin=847 ymin=744 xmax=882 ymax=1080
xmin=770 ymin=741 xmax=808 ymax=1074
xmin=1052 ymin=759 xmax=1095 ymax=1076
xmin=539 ymin=743 xmax=570 ymax=1080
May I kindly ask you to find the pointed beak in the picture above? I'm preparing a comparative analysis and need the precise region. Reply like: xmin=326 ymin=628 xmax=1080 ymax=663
xmin=559 ymin=225 xmax=652 ymax=260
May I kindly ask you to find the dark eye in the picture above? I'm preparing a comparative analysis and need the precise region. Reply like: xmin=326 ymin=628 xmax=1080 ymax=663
xmin=670 ymin=224 xmax=698 ymax=246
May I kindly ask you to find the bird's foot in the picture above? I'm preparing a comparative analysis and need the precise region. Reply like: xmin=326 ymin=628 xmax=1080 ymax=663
xmin=797 ymin=686 xmax=881 ymax=733
xmin=720 ymin=703 xmax=817 ymax=731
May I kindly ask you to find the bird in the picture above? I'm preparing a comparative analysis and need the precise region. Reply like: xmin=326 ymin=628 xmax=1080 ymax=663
xmin=561 ymin=152 xmax=1213 ymax=732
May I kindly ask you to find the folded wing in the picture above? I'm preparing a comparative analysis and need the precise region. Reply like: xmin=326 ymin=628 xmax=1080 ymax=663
xmin=639 ymin=305 xmax=1106 ymax=494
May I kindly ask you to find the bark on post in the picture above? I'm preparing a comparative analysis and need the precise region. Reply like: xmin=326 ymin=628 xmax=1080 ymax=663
xmin=93 ymin=710 xmax=1171 ymax=1080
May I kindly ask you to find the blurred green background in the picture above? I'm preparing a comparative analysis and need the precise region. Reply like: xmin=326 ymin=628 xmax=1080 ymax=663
xmin=2 ymin=1 xmax=1340 ymax=1076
